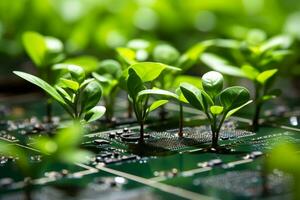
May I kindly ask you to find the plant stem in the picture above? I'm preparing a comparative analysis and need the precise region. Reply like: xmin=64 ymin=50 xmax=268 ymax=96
xmin=252 ymin=84 xmax=262 ymax=131
xmin=178 ymin=103 xmax=183 ymax=137
xmin=139 ymin=120 xmax=144 ymax=144
xmin=127 ymin=99 xmax=133 ymax=118
xmin=24 ymin=178 xmax=32 ymax=200
xmin=46 ymin=98 xmax=52 ymax=123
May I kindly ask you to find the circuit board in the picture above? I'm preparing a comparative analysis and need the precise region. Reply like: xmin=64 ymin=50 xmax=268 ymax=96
xmin=0 ymin=95 xmax=299 ymax=200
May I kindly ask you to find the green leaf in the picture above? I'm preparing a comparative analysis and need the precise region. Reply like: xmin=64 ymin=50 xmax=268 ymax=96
xmin=180 ymin=83 xmax=206 ymax=111
xmin=172 ymin=75 xmax=202 ymax=89
xmin=260 ymin=35 xmax=293 ymax=53
xmin=127 ymin=39 xmax=151 ymax=50
xmin=59 ymin=149 xmax=92 ymax=164
xmin=22 ymin=31 xmax=47 ymax=67
xmin=80 ymin=80 xmax=102 ymax=113
xmin=153 ymin=44 xmax=179 ymax=65
xmin=13 ymin=71 xmax=66 ymax=106
xmin=64 ymin=56 xmax=99 ymax=74
xmin=200 ymin=53 xmax=247 ymax=77
xmin=130 ymin=62 xmax=167 ymax=82
xmin=53 ymin=64 xmax=86 ymax=83
xmin=256 ymin=69 xmax=278 ymax=85
xmin=210 ymin=106 xmax=224 ymax=115
xmin=137 ymin=89 xmax=179 ymax=102
xmin=177 ymin=41 xmax=211 ymax=71
xmin=202 ymin=71 xmax=224 ymax=98
xmin=84 ymin=106 xmax=106 ymax=122
xmin=148 ymin=100 xmax=169 ymax=112
xmin=219 ymin=86 xmax=251 ymax=111
xmin=241 ymin=64 xmax=260 ymax=80
xmin=225 ymin=100 xmax=252 ymax=119
xmin=127 ymin=68 xmax=146 ymax=100
xmin=116 ymin=47 xmax=137 ymax=65
xmin=58 ymin=78 xmax=79 ymax=91
xmin=97 ymin=59 xmax=122 ymax=78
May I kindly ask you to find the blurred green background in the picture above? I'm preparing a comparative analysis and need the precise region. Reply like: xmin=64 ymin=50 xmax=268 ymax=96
xmin=1 ymin=0 xmax=300 ymax=92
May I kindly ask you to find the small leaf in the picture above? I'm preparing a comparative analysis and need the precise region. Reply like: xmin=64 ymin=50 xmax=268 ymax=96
xmin=241 ymin=64 xmax=260 ymax=80
xmin=116 ymin=47 xmax=137 ymax=65
xmin=219 ymin=86 xmax=250 ymax=111
xmin=148 ymin=100 xmax=169 ymax=112
xmin=127 ymin=39 xmax=151 ymax=50
xmin=200 ymin=53 xmax=247 ymax=77
xmin=180 ymin=83 xmax=205 ymax=111
xmin=210 ymin=106 xmax=224 ymax=115
xmin=58 ymin=78 xmax=79 ymax=91
xmin=130 ymin=62 xmax=167 ymax=82
xmin=64 ymin=56 xmax=99 ymax=74
xmin=202 ymin=71 xmax=223 ymax=98
xmin=97 ymin=59 xmax=122 ymax=78
xmin=260 ymin=35 xmax=293 ymax=53
xmin=59 ymin=149 xmax=92 ymax=164
xmin=13 ymin=71 xmax=66 ymax=106
xmin=55 ymin=122 xmax=84 ymax=149
xmin=137 ymin=89 xmax=179 ymax=102
xmin=153 ymin=44 xmax=179 ymax=65
xmin=22 ymin=31 xmax=47 ymax=67
xmin=53 ymin=64 xmax=86 ymax=83
xmin=256 ymin=69 xmax=278 ymax=85
xmin=172 ymin=75 xmax=202 ymax=89
xmin=84 ymin=106 xmax=106 ymax=122
xmin=225 ymin=100 xmax=253 ymax=119
xmin=127 ymin=68 xmax=146 ymax=100
xmin=80 ymin=80 xmax=102 ymax=113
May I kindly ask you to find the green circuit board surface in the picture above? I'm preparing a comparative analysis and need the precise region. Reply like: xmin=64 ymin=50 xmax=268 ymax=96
xmin=0 ymin=96 xmax=299 ymax=200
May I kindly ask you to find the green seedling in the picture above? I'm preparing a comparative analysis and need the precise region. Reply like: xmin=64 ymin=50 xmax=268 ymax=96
xmin=0 ymin=122 xmax=92 ymax=200
xmin=200 ymin=35 xmax=293 ymax=130
xmin=13 ymin=64 xmax=105 ymax=123
xmin=126 ymin=65 xmax=178 ymax=143
xmin=180 ymin=71 xmax=252 ymax=149
xmin=22 ymin=31 xmax=65 ymax=122
xmin=92 ymin=59 xmax=122 ymax=122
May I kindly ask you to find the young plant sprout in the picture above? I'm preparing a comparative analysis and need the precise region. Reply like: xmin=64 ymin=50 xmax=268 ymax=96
xmin=126 ymin=62 xmax=180 ymax=143
xmin=180 ymin=71 xmax=252 ymax=149
xmin=13 ymin=64 xmax=105 ymax=123
xmin=0 ymin=123 xmax=92 ymax=200
xmin=200 ymin=34 xmax=293 ymax=130
xmin=22 ymin=31 xmax=65 ymax=122
xmin=92 ymin=59 xmax=122 ymax=122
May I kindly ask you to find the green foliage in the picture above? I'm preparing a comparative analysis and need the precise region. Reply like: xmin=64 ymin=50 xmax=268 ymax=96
xmin=126 ymin=68 xmax=177 ymax=142
xmin=22 ymin=31 xmax=64 ymax=68
xmin=14 ymin=68 xmax=105 ymax=123
xmin=92 ymin=59 xmax=122 ymax=121
xmin=200 ymin=35 xmax=292 ymax=130
xmin=153 ymin=44 xmax=179 ymax=65
xmin=180 ymin=71 xmax=252 ymax=147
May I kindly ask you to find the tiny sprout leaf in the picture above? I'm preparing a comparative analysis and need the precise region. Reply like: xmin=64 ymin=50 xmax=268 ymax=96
xmin=53 ymin=64 xmax=85 ymax=83
xmin=241 ymin=64 xmax=260 ymax=80
xmin=58 ymin=78 xmax=79 ymax=91
xmin=84 ymin=106 xmax=106 ymax=122
xmin=219 ymin=86 xmax=250 ymax=111
xmin=13 ymin=71 xmax=66 ymax=106
xmin=137 ymin=89 xmax=179 ymax=102
xmin=127 ymin=68 xmax=146 ymax=100
xmin=202 ymin=71 xmax=223 ymax=98
xmin=22 ymin=31 xmax=47 ymax=67
xmin=225 ymin=100 xmax=253 ymax=119
xmin=97 ymin=59 xmax=122 ymax=78
xmin=116 ymin=47 xmax=137 ymax=65
xmin=64 ymin=56 xmax=99 ymax=74
xmin=153 ymin=44 xmax=180 ymax=65
xmin=200 ymin=53 xmax=247 ymax=77
xmin=148 ymin=100 xmax=169 ymax=112
xmin=180 ymin=83 xmax=205 ymax=111
xmin=256 ymin=69 xmax=278 ymax=85
xmin=80 ymin=80 xmax=102 ymax=113
xmin=130 ymin=62 xmax=167 ymax=82
xmin=210 ymin=106 xmax=224 ymax=115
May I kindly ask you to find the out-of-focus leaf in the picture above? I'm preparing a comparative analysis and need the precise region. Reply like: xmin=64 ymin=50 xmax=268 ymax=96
xmin=153 ymin=44 xmax=179 ymax=65
xmin=256 ymin=69 xmax=278 ymax=85
xmin=148 ymin=100 xmax=169 ymax=112
xmin=200 ymin=53 xmax=247 ymax=77
xmin=64 ymin=56 xmax=99 ymax=74
xmin=241 ymin=64 xmax=260 ymax=80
